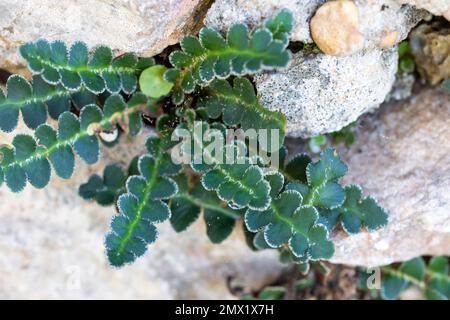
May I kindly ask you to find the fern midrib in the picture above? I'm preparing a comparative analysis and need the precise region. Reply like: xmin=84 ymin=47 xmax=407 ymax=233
xmin=381 ymin=266 xmax=427 ymax=289
xmin=270 ymin=202 xmax=310 ymax=242
xmin=210 ymin=89 xmax=286 ymax=126
xmin=0 ymin=104 xmax=142 ymax=170
xmin=175 ymin=45 xmax=285 ymax=88
xmin=173 ymin=192 xmax=241 ymax=219
xmin=0 ymin=87 xmax=73 ymax=111
xmin=383 ymin=266 xmax=450 ymax=286
xmin=116 ymin=153 xmax=162 ymax=256
xmin=29 ymin=54 xmax=138 ymax=75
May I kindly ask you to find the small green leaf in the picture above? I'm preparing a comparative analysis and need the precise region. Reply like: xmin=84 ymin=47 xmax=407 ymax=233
xmin=338 ymin=185 xmax=388 ymax=234
xmin=69 ymin=41 xmax=89 ymax=68
xmin=12 ymin=134 xmax=36 ymax=161
xmin=227 ymin=24 xmax=249 ymax=50
xmin=139 ymin=65 xmax=173 ymax=98
xmin=306 ymin=148 xmax=348 ymax=187
xmin=199 ymin=28 xmax=227 ymax=51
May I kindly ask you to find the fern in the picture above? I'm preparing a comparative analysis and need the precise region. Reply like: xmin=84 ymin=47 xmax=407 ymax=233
xmin=0 ymin=94 xmax=152 ymax=192
xmin=20 ymin=40 xmax=154 ymax=94
xmin=79 ymin=159 xmax=139 ymax=206
xmin=359 ymin=256 xmax=450 ymax=300
xmin=198 ymin=77 xmax=286 ymax=152
xmin=105 ymin=136 xmax=181 ymax=267
xmin=171 ymin=112 xmax=388 ymax=265
xmin=164 ymin=9 xmax=293 ymax=105
xmin=175 ymin=120 xmax=272 ymax=211
xmin=0 ymin=9 xmax=392 ymax=273
xmin=0 ymin=75 xmax=89 ymax=132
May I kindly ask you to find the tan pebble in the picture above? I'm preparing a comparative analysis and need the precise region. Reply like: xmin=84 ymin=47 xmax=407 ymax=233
xmin=379 ymin=30 xmax=399 ymax=49
xmin=310 ymin=0 xmax=365 ymax=56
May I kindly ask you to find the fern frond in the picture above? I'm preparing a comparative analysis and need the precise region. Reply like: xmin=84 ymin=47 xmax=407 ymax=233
xmin=0 ymin=94 xmax=152 ymax=192
xmin=169 ymin=175 xmax=241 ymax=243
xmin=336 ymin=185 xmax=389 ymax=234
xmin=20 ymin=40 xmax=154 ymax=94
xmin=284 ymin=149 xmax=387 ymax=234
xmin=198 ymin=78 xmax=286 ymax=152
xmin=79 ymin=160 xmax=139 ymax=206
xmin=175 ymin=121 xmax=272 ymax=211
xmin=164 ymin=9 xmax=293 ymax=104
xmin=105 ymin=136 xmax=181 ymax=267
xmin=0 ymin=75 xmax=89 ymax=132
xmin=378 ymin=256 xmax=450 ymax=300
xmin=245 ymin=172 xmax=334 ymax=262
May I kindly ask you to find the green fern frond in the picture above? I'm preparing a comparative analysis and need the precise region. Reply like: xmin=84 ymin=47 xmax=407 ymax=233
xmin=79 ymin=159 xmax=139 ymax=206
xmin=175 ymin=120 xmax=272 ymax=211
xmin=0 ymin=94 xmax=153 ymax=192
xmin=105 ymin=136 xmax=181 ymax=267
xmin=198 ymin=77 xmax=286 ymax=152
xmin=20 ymin=39 xmax=154 ymax=94
xmin=0 ymin=75 xmax=89 ymax=132
xmin=245 ymin=173 xmax=334 ymax=262
xmin=379 ymin=256 xmax=450 ymax=300
xmin=164 ymin=9 xmax=293 ymax=104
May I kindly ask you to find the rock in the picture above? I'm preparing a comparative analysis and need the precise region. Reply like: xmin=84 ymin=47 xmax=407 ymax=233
xmin=0 ymin=122 xmax=283 ymax=299
xmin=205 ymin=0 xmax=326 ymax=44
xmin=445 ymin=9 xmax=450 ymax=21
xmin=0 ymin=0 xmax=211 ymax=74
xmin=355 ymin=0 xmax=426 ymax=52
xmin=410 ymin=22 xmax=450 ymax=85
xmin=329 ymin=87 xmax=450 ymax=267
xmin=378 ymin=30 xmax=400 ymax=49
xmin=205 ymin=0 xmax=425 ymax=55
xmin=255 ymin=48 xmax=398 ymax=138
xmin=397 ymin=0 xmax=450 ymax=18
xmin=385 ymin=72 xmax=415 ymax=101
xmin=310 ymin=0 xmax=364 ymax=56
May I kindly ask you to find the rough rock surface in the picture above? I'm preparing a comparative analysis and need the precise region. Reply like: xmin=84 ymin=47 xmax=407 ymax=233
xmin=398 ymin=0 xmax=450 ymax=17
xmin=205 ymin=0 xmax=425 ymax=53
xmin=0 ymin=124 xmax=283 ymax=299
xmin=255 ymin=48 xmax=398 ymax=137
xmin=205 ymin=0 xmax=326 ymax=43
xmin=0 ymin=0 xmax=211 ymax=74
xmin=385 ymin=73 xmax=415 ymax=101
xmin=330 ymin=88 xmax=450 ymax=267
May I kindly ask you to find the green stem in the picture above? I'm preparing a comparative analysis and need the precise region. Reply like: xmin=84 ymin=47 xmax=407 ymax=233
xmin=0 ymin=104 xmax=143 ymax=170
xmin=0 ymin=87 xmax=73 ymax=112
xmin=173 ymin=192 xmax=241 ymax=220
xmin=29 ymin=54 xmax=138 ymax=75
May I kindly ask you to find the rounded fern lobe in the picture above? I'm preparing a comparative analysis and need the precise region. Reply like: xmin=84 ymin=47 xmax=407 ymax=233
xmin=79 ymin=174 xmax=103 ymax=199
xmin=5 ymin=165 xmax=27 ymax=193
